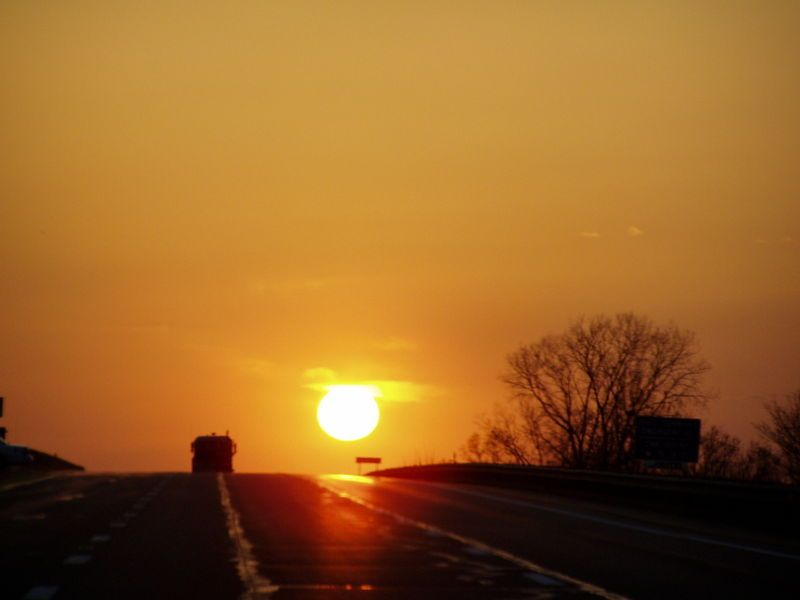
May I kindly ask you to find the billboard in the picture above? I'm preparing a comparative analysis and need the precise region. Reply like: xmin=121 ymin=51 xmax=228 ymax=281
xmin=634 ymin=416 xmax=701 ymax=463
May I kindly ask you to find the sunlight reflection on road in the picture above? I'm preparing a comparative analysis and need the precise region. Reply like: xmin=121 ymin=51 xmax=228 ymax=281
xmin=321 ymin=474 xmax=375 ymax=485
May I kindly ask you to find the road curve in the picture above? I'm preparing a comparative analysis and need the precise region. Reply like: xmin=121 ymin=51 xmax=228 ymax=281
xmin=1 ymin=472 xmax=796 ymax=599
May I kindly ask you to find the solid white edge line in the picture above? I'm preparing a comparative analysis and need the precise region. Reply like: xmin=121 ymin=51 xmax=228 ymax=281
xmin=217 ymin=473 xmax=278 ymax=599
xmin=316 ymin=478 xmax=630 ymax=600
xmin=22 ymin=586 xmax=59 ymax=600
xmin=418 ymin=481 xmax=800 ymax=562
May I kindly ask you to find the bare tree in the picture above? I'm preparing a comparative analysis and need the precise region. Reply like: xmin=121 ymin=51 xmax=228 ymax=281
xmin=499 ymin=313 xmax=711 ymax=469
xmin=460 ymin=407 xmax=536 ymax=464
xmin=460 ymin=432 xmax=500 ymax=463
xmin=481 ymin=409 xmax=534 ymax=465
xmin=739 ymin=442 xmax=781 ymax=483
xmin=694 ymin=426 xmax=743 ymax=479
xmin=693 ymin=425 xmax=780 ymax=482
xmin=756 ymin=390 xmax=800 ymax=484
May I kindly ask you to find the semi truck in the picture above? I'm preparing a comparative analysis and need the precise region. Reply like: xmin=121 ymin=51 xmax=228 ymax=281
xmin=190 ymin=432 xmax=237 ymax=473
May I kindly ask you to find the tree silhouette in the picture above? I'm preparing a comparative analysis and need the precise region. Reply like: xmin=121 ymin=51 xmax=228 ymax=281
xmin=693 ymin=426 xmax=779 ymax=481
xmin=757 ymin=389 xmax=800 ymax=484
xmin=469 ymin=313 xmax=711 ymax=469
xmin=694 ymin=426 xmax=744 ymax=479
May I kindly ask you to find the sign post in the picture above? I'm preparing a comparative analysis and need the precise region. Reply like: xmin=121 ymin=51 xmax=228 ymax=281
xmin=355 ymin=456 xmax=381 ymax=475
xmin=634 ymin=416 xmax=701 ymax=470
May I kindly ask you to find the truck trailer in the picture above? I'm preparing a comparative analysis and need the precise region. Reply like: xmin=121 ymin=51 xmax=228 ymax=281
xmin=190 ymin=433 xmax=237 ymax=473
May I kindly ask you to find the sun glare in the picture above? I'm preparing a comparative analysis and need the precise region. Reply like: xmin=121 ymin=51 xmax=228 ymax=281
xmin=317 ymin=386 xmax=380 ymax=441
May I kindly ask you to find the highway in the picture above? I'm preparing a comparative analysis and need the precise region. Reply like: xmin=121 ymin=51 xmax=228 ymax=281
xmin=1 ymin=472 xmax=797 ymax=599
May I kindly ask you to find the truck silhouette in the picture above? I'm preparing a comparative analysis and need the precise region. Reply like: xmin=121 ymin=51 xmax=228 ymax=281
xmin=191 ymin=433 xmax=237 ymax=473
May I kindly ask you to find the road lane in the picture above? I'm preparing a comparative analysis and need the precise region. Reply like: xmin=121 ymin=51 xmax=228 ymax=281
xmin=319 ymin=475 xmax=799 ymax=599
xmin=63 ymin=473 xmax=241 ymax=600
xmin=225 ymin=473 xmax=599 ymax=598
xmin=1 ymin=473 xmax=241 ymax=600
xmin=1 ymin=473 xmax=167 ymax=599
xmin=3 ymin=472 xmax=796 ymax=599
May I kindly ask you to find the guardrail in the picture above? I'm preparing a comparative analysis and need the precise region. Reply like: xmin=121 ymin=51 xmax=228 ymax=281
xmin=368 ymin=463 xmax=800 ymax=534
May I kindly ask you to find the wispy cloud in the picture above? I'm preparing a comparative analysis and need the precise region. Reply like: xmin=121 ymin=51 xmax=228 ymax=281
xmin=371 ymin=380 xmax=440 ymax=403
xmin=237 ymin=357 xmax=279 ymax=379
xmin=302 ymin=366 xmax=338 ymax=382
xmin=754 ymin=235 xmax=794 ymax=245
xmin=301 ymin=367 xmax=438 ymax=402
xmin=247 ymin=277 xmax=333 ymax=296
xmin=374 ymin=337 xmax=417 ymax=352
xmin=579 ymin=231 xmax=601 ymax=238
xmin=627 ymin=225 xmax=645 ymax=237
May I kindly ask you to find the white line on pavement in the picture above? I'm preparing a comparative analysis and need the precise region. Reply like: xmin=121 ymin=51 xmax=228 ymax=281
xmin=63 ymin=554 xmax=92 ymax=566
xmin=317 ymin=479 xmax=629 ymax=600
xmin=421 ymin=483 xmax=800 ymax=562
xmin=22 ymin=586 xmax=59 ymax=600
xmin=0 ymin=474 xmax=62 ymax=493
xmin=217 ymin=473 xmax=278 ymax=599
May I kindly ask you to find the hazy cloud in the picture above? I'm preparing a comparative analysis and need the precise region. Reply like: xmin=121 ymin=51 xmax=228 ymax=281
xmin=374 ymin=337 xmax=417 ymax=352
xmin=237 ymin=357 xmax=279 ymax=379
xmin=248 ymin=277 xmax=331 ymax=296
xmin=579 ymin=231 xmax=601 ymax=238
xmin=754 ymin=235 xmax=794 ymax=245
xmin=370 ymin=380 xmax=441 ymax=403
xmin=627 ymin=225 xmax=645 ymax=237
xmin=301 ymin=367 xmax=437 ymax=402
xmin=303 ymin=367 xmax=338 ymax=383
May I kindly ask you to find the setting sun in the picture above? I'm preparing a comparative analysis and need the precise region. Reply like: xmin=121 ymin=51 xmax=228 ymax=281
xmin=317 ymin=386 xmax=380 ymax=442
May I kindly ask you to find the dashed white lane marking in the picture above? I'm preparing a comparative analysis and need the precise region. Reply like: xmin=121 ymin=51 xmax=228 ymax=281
xmin=22 ymin=585 xmax=59 ymax=600
xmin=526 ymin=572 xmax=565 ymax=586
xmin=217 ymin=473 xmax=278 ymax=599
xmin=63 ymin=554 xmax=92 ymax=566
xmin=12 ymin=513 xmax=47 ymax=521
xmin=421 ymin=483 xmax=800 ymax=562
xmin=91 ymin=534 xmax=112 ymax=543
xmin=110 ymin=520 xmax=126 ymax=528
xmin=317 ymin=479 xmax=628 ymax=600
xmin=0 ymin=474 xmax=62 ymax=492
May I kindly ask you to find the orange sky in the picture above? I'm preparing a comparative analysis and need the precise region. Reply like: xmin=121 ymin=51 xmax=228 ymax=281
xmin=1 ymin=2 xmax=798 ymax=472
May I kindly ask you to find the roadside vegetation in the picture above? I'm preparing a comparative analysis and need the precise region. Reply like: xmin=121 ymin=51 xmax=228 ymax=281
xmin=694 ymin=392 xmax=800 ymax=484
xmin=461 ymin=313 xmax=799 ymax=485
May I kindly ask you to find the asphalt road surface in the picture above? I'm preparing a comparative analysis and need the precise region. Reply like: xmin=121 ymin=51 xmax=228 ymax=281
xmin=1 ymin=472 xmax=797 ymax=599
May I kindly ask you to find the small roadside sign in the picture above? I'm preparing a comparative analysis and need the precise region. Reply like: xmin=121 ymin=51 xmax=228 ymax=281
xmin=355 ymin=456 xmax=381 ymax=475
xmin=634 ymin=416 xmax=701 ymax=463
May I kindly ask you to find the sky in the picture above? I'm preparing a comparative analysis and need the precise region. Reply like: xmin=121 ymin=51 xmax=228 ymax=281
xmin=1 ymin=1 xmax=798 ymax=473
